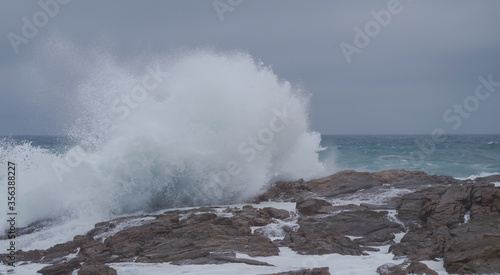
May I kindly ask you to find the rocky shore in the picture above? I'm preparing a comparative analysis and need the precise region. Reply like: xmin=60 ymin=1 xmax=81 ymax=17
xmin=2 ymin=169 xmax=500 ymax=274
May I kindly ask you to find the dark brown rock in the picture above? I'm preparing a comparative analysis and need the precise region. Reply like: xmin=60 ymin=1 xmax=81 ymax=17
xmin=405 ymin=261 xmax=438 ymax=275
xmin=470 ymin=184 xmax=500 ymax=219
xmin=426 ymin=184 xmax=471 ymax=228
xmin=284 ymin=208 xmax=403 ymax=255
xmin=262 ymin=178 xmax=313 ymax=201
xmin=376 ymin=261 xmax=439 ymax=275
xmin=390 ymin=226 xmax=450 ymax=261
xmin=376 ymin=263 xmax=407 ymax=275
xmin=9 ymin=206 xmax=278 ymax=274
xmin=78 ymin=264 xmax=117 ymax=275
xmin=102 ymin=211 xmax=279 ymax=264
xmin=296 ymin=199 xmax=334 ymax=215
xmin=262 ymin=207 xmax=291 ymax=219
xmin=472 ymin=174 xmax=500 ymax=185
xmin=392 ymin=176 xmax=500 ymax=273
xmin=38 ymin=258 xmax=81 ymax=275
xmin=373 ymin=169 xmax=457 ymax=188
xmin=259 ymin=169 xmax=456 ymax=207
xmin=269 ymin=267 xmax=331 ymax=275
xmin=307 ymin=170 xmax=382 ymax=198
xmin=395 ymin=186 xmax=447 ymax=229
xmin=444 ymin=219 xmax=500 ymax=274
xmin=0 ymin=170 xmax=498 ymax=275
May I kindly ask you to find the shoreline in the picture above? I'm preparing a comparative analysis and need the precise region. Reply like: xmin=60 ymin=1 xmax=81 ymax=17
xmin=2 ymin=169 xmax=500 ymax=274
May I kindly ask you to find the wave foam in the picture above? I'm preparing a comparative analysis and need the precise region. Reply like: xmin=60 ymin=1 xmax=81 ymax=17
xmin=0 ymin=50 xmax=328 ymax=230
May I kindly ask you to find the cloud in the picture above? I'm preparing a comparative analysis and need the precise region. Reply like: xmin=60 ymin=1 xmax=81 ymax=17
xmin=1 ymin=0 xmax=499 ymax=135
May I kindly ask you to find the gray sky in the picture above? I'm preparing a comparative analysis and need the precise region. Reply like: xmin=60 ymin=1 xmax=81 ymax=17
xmin=1 ymin=0 xmax=499 ymax=135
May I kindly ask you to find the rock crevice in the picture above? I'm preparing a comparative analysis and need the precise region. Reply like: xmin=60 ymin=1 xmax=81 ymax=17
xmin=2 ymin=170 xmax=500 ymax=274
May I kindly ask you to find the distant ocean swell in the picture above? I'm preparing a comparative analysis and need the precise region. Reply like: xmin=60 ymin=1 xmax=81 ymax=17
xmin=0 ymin=50 xmax=327 ymax=231
xmin=319 ymin=135 xmax=500 ymax=179
xmin=1 ymin=50 xmax=499 ymax=232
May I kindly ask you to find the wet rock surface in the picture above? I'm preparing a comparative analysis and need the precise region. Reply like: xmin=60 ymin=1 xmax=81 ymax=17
xmin=376 ymin=261 xmax=438 ymax=275
xmin=390 ymin=176 xmax=500 ymax=274
xmin=1 ymin=169 xmax=500 ymax=274
xmin=270 ymin=267 xmax=331 ymax=275
xmin=283 ymin=204 xmax=404 ymax=255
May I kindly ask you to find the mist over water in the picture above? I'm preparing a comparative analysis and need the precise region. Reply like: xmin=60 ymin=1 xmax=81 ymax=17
xmin=0 ymin=50 xmax=327 ymax=230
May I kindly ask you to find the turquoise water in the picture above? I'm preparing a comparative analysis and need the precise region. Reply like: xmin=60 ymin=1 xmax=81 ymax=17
xmin=319 ymin=135 xmax=500 ymax=178
xmin=0 ymin=134 xmax=498 ymax=231
xmin=3 ymin=134 xmax=499 ymax=179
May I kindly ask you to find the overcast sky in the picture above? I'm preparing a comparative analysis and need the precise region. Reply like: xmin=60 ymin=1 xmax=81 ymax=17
xmin=1 ymin=0 xmax=499 ymax=135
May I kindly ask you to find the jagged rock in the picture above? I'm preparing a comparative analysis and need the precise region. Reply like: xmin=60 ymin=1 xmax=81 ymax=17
xmin=333 ymin=210 xmax=402 ymax=246
xmin=171 ymin=251 xmax=273 ymax=266
xmin=260 ymin=169 xmax=456 ymax=206
xmin=262 ymin=207 xmax=291 ymax=219
xmin=426 ymin=184 xmax=471 ymax=228
xmin=395 ymin=186 xmax=448 ymax=229
xmin=38 ymin=258 xmax=81 ymax=275
xmin=405 ymin=261 xmax=438 ymax=275
xmin=296 ymin=199 xmax=334 ymax=215
xmin=390 ymin=226 xmax=450 ymax=261
xmin=472 ymin=174 xmax=500 ymax=185
xmin=373 ymin=169 xmax=457 ymax=188
xmin=328 ymin=204 xmax=372 ymax=213
xmin=11 ymin=249 xmax=44 ymax=263
xmin=444 ymin=219 xmax=500 ymax=274
xmin=306 ymin=170 xmax=382 ymax=197
xmin=231 ymin=205 xmax=274 ymax=227
xmin=284 ymin=206 xmax=404 ymax=255
xmin=14 ymin=238 xmax=82 ymax=265
xmin=261 ymin=178 xmax=313 ymax=201
xmin=269 ymin=267 xmax=331 ymax=275
xmin=78 ymin=237 xmax=111 ymax=263
xmin=0 ymin=169 xmax=498 ymax=275
xmin=470 ymin=183 xmax=500 ymax=219
xmin=453 ymin=259 xmax=500 ymax=274
xmin=376 ymin=261 xmax=438 ymax=275
xmin=78 ymin=263 xmax=118 ymax=275
xmin=359 ymin=203 xmax=395 ymax=210
xmin=9 ymin=206 xmax=280 ymax=274
xmin=376 ymin=263 xmax=407 ymax=275
xmin=392 ymin=178 xmax=500 ymax=273
xmin=103 ymin=211 xmax=279 ymax=264
xmin=284 ymin=229 xmax=362 ymax=256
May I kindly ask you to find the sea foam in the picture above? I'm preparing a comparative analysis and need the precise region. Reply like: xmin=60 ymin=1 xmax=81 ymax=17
xmin=0 ymin=50 xmax=327 ymax=230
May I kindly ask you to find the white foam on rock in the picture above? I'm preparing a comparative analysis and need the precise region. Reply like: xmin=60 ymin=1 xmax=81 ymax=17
xmin=0 ymin=263 xmax=49 ymax=275
xmin=251 ymin=217 xmax=299 ymax=240
xmin=328 ymin=188 xmax=414 ymax=207
xmin=0 ymin=218 xmax=97 ymax=251
xmin=455 ymin=172 xmax=500 ymax=180
xmin=9 ymin=196 xmax=452 ymax=274
xmin=463 ymin=211 xmax=471 ymax=224
xmin=108 ymin=246 xmax=409 ymax=275
xmin=421 ymin=259 xmax=448 ymax=275
xmin=94 ymin=216 xmax=156 ymax=242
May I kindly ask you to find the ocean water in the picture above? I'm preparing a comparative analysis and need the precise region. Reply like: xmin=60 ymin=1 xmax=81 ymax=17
xmin=0 ymin=51 xmax=498 ymax=274
xmin=0 ymin=51 xmax=327 ymax=232
xmin=1 ymin=133 xmax=498 ymax=232
xmin=3 ymin=134 xmax=499 ymax=181
xmin=319 ymin=134 xmax=500 ymax=179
